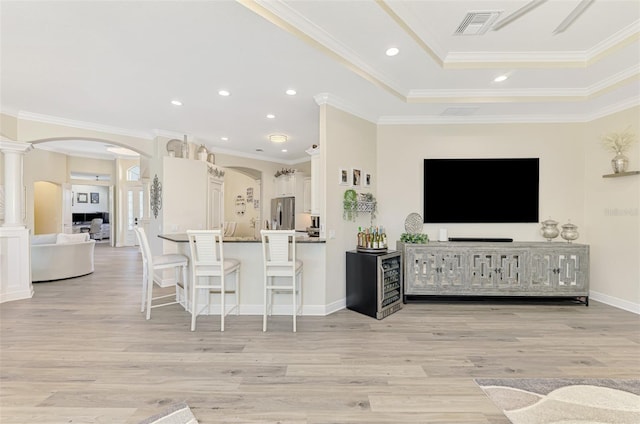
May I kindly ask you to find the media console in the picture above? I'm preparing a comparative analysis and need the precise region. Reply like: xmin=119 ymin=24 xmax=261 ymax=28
xmin=397 ymin=241 xmax=589 ymax=305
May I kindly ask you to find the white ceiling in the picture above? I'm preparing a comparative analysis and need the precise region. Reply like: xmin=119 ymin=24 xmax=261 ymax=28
xmin=1 ymin=0 xmax=639 ymax=163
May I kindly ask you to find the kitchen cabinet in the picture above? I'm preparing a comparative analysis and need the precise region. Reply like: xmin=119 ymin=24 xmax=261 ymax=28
xmin=303 ymin=177 xmax=311 ymax=213
xmin=306 ymin=146 xmax=321 ymax=215
xmin=275 ymin=174 xmax=296 ymax=197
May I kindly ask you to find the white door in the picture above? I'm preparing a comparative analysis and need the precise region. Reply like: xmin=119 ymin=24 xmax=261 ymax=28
xmin=124 ymin=184 xmax=145 ymax=246
xmin=207 ymin=177 xmax=224 ymax=230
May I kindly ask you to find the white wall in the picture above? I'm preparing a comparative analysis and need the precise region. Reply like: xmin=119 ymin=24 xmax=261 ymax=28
xmin=584 ymin=107 xmax=639 ymax=311
xmin=323 ymin=105 xmax=377 ymax=310
xmin=224 ymin=168 xmax=260 ymax=237
xmin=377 ymin=122 xmax=585 ymax=243
xmin=34 ymin=181 xmax=61 ymax=234
xmin=71 ymin=184 xmax=109 ymax=213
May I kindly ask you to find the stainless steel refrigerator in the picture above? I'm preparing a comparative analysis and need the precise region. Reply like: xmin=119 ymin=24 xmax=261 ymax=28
xmin=270 ymin=196 xmax=295 ymax=230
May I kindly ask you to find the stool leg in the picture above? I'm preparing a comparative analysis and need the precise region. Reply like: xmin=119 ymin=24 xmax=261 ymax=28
xmin=145 ymin=268 xmax=153 ymax=320
xmin=292 ymin=276 xmax=297 ymax=333
xmin=191 ymin=276 xmax=198 ymax=331
xmin=141 ymin=266 xmax=147 ymax=313
xmin=263 ymin=276 xmax=268 ymax=332
xmin=221 ymin=275 xmax=226 ymax=332
xmin=235 ymin=269 xmax=240 ymax=315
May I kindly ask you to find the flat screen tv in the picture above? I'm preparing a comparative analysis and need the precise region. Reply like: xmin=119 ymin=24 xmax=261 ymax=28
xmin=423 ymin=158 xmax=539 ymax=223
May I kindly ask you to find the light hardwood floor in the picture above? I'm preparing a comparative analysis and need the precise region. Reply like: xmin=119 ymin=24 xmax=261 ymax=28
xmin=1 ymin=244 xmax=639 ymax=423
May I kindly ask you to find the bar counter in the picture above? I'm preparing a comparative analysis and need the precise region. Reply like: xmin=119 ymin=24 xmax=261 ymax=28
xmin=158 ymin=232 xmax=326 ymax=243
xmin=158 ymin=232 xmax=327 ymax=317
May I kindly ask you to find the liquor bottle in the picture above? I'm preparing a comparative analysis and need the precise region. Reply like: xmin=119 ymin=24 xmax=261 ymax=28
xmin=357 ymin=226 xmax=363 ymax=247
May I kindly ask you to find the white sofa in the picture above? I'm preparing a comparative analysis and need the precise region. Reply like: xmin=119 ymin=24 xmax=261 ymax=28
xmin=31 ymin=233 xmax=96 ymax=282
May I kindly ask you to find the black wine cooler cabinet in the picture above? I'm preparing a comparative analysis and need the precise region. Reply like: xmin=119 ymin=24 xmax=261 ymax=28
xmin=346 ymin=250 xmax=403 ymax=319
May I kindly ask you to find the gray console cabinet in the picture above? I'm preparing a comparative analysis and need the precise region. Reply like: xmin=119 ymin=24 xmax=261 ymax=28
xmin=398 ymin=241 xmax=589 ymax=304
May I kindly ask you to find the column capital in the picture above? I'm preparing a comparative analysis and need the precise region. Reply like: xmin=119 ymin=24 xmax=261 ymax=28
xmin=0 ymin=140 xmax=33 ymax=154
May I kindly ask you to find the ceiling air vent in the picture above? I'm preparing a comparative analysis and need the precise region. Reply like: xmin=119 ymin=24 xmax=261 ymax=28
xmin=454 ymin=11 xmax=502 ymax=36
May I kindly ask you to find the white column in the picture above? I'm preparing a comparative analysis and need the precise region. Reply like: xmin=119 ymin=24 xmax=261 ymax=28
xmin=0 ymin=139 xmax=34 ymax=303
xmin=1 ymin=140 xmax=33 ymax=227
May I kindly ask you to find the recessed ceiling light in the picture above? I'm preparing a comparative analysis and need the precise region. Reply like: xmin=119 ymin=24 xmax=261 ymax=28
xmin=494 ymin=74 xmax=509 ymax=82
xmin=220 ymin=137 xmax=229 ymax=141
xmin=266 ymin=114 xmax=275 ymax=119
xmin=385 ymin=47 xmax=400 ymax=57
xmin=269 ymin=134 xmax=287 ymax=143
xmin=171 ymin=99 xmax=183 ymax=106
xmin=281 ymin=149 xmax=287 ymax=153
xmin=218 ymin=90 xmax=230 ymax=96
xmin=286 ymin=89 xmax=296 ymax=96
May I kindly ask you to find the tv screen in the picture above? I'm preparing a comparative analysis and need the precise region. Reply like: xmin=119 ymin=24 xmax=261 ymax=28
xmin=423 ymin=158 xmax=539 ymax=223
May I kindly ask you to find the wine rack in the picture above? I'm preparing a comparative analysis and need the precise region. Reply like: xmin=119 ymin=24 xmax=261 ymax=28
xmin=346 ymin=250 xmax=403 ymax=319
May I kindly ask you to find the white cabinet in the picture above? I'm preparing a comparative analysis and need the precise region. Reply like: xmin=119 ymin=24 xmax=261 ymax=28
xmin=275 ymin=174 xmax=296 ymax=197
xmin=303 ymin=177 xmax=311 ymax=213
xmin=306 ymin=147 xmax=321 ymax=215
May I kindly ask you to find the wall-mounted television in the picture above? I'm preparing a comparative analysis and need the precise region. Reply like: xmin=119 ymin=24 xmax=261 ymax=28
xmin=423 ymin=158 xmax=539 ymax=223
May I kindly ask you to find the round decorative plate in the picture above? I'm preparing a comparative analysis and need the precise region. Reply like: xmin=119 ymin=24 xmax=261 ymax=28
xmin=404 ymin=213 xmax=423 ymax=234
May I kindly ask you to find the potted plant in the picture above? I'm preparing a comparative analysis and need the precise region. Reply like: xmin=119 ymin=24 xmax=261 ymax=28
xmin=343 ymin=189 xmax=358 ymax=221
xmin=343 ymin=190 xmax=377 ymax=221
xmin=601 ymin=126 xmax=637 ymax=173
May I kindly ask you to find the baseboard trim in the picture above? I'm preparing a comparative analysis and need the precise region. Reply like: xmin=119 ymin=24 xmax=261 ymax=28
xmin=590 ymin=290 xmax=640 ymax=314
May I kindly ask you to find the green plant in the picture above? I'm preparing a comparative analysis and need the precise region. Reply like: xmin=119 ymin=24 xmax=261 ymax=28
xmin=343 ymin=189 xmax=358 ymax=221
xmin=400 ymin=232 xmax=429 ymax=244
xmin=343 ymin=190 xmax=377 ymax=221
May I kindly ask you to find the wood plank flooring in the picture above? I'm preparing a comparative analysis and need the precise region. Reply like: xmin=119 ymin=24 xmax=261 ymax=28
xmin=1 ymin=244 xmax=639 ymax=423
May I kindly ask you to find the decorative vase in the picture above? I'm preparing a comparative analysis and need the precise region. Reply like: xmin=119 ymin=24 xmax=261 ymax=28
xmin=561 ymin=222 xmax=579 ymax=243
xmin=540 ymin=219 xmax=559 ymax=241
xmin=611 ymin=151 xmax=629 ymax=173
xmin=196 ymin=144 xmax=208 ymax=161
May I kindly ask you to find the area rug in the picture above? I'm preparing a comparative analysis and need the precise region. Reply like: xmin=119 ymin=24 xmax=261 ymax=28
xmin=138 ymin=402 xmax=199 ymax=424
xmin=475 ymin=378 xmax=640 ymax=424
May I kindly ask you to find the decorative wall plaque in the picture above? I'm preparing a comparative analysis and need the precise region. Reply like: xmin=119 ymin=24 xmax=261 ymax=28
xmin=150 ymin=174 xmax=162 ymax=219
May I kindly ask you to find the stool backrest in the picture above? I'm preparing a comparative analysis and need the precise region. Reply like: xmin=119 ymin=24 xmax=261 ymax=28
xmin=261 ymin=230 xmax=296 ymax=269
xmin=187 ymin=230 xmax=225 ymax=276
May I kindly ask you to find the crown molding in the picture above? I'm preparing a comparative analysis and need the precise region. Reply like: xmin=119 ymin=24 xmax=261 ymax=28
xmin=242 ymin=0 xmax=405 ymax=100
xmin=208 ymin=144 xmax=308 ymax=166
xmin=314 ymin=93 xmax=377 ymax=123
xmin=377 ymin=97 xmax=638 ymax=126
xmin=17 ymin=111 xmax=152 ymax=140
xmin=377 ymin=114 xmax=586 ymax=125
xmin=376 ymin=0 xmax=445 ymax=66
xmin=586 ymin=96 xmax=640 ymax=122
xmin=443 ymin=22 xmax=640 ymax=69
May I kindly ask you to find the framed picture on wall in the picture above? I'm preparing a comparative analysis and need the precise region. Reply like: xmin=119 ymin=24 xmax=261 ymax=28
xmin=90 ymin=192 xmax=99 ymax=204
xmin=77 ymin=192 xmax=88 ymax=203
xmin=351 ymin=168 xmax=362 ymax=188
xmin=364 ymin=171 xmax=372 ymax=188
xmin=339 ymin=168 xmax=349 ymax=185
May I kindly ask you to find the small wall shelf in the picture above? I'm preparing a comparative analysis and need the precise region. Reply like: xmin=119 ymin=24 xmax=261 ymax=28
xmin=602 ymin=171 xmax=640 ymax=178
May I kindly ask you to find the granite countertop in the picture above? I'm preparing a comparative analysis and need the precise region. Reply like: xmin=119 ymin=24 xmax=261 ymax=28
xmin=159 ymin=232 xmax=325 ymax=243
